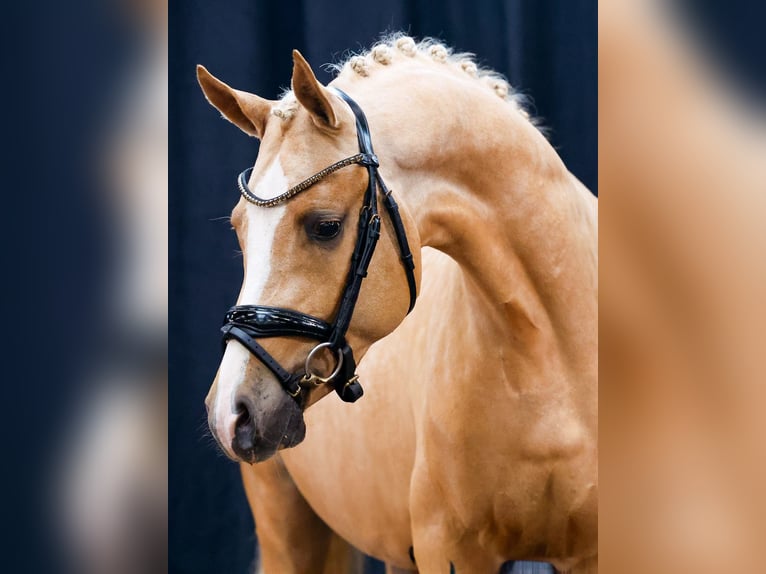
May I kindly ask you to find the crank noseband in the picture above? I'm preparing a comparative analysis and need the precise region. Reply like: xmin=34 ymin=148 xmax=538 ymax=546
xmin=221 ymin=88 xmax=417 ymax=405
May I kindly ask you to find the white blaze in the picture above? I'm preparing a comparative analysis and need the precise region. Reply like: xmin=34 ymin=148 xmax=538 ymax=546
xmin=215 ymin=156 xmax=288 ymax=452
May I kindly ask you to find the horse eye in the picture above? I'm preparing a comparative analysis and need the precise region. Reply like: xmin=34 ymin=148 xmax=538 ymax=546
xmin=310 ymin=219 xmax=342 ymax=241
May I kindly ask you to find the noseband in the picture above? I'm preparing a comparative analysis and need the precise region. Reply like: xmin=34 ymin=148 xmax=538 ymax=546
xmin=221 ymin=88 xmax=417 ymax=405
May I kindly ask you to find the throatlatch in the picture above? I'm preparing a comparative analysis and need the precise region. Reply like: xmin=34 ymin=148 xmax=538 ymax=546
xmin=221 ymin=88 xmax=417 ymax=405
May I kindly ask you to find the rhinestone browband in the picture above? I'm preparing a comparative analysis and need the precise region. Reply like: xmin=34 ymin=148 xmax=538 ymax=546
xmin=237 ymin=152 xmax=376 ymax=207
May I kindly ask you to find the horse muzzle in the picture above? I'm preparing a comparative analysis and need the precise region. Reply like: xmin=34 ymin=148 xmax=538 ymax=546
xmin=206 ymin=356 xmax=307 ymax=463
xmin=230 ymin=389 xmax=306 ymax=463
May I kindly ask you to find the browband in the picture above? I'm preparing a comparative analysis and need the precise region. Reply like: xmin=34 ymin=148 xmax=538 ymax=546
xmin=237 ymin=153 xmax=376 ymax=208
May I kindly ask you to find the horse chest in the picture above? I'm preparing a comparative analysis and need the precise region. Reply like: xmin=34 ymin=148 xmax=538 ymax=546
xmin=280 ymin=372 xmax=419 ymax=567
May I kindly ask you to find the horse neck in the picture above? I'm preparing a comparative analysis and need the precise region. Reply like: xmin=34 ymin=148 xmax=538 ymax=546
xmin=350 ymin=73 xmax=598 ymax=384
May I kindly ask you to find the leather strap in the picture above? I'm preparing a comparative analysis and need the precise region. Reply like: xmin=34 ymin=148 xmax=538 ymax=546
xmin=332 ymin=88 xmax=417 ymax=312
xmin=335 ymin=344 xmax=364 ymax=402
xmin=331 ymin=87 xmax=376 ymax=157
xmin=224 ymin=305 xmax=331 ymax=340
xmin=221 ymin=325 xmax=303 ymax=399
xmin=376 ymin=173 xmax=417 ymax=313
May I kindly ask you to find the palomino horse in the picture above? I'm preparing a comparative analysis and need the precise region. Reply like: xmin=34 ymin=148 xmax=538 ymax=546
xmin=200 ymin=36 xmax=597 ymax=573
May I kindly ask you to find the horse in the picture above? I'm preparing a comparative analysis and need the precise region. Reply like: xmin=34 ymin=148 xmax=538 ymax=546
xmin=198 ymin=35 xmax=597 ymax=573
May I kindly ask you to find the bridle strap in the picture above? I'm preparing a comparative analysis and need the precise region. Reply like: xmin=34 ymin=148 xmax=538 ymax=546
xmin=237 ymin=153 xmax=374 ymax=207
xmin=221 ymin=325 xmax=303 ymax=398
xmin=326 ymin=87 xmax=381 ymax=348
xmin=331 ymin=87 xmax=376 ymax=158
xmin=377 ymin=172 xmax=417 ymax=313
xmin=221 ymin=87 xmax=417 ymax=405
xmin=223 ymin=305 xmax=332 ymax=340
xmin=329 ymin=88 xmax=417 ymax=313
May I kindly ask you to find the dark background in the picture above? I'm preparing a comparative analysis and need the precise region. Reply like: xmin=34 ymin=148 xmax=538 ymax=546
xmin=169 ymin=1 xmax=596 ymax=573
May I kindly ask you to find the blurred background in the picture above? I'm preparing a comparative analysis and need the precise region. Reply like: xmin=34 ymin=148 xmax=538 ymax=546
xmin=2 ymin=0 xmax=167 ymax=573
xmin=169 ymin=1 xmax=595 ymax=573
xmin=599 ymin=1 xmax=766 ymax=572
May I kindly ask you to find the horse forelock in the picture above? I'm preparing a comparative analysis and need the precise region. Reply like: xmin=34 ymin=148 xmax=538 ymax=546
xmin=271 ymin=90 xmax=299 ymax=120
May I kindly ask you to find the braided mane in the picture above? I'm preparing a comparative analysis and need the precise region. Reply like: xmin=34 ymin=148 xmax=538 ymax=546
xmin=272 ymin=34 xmax=536 ymax=127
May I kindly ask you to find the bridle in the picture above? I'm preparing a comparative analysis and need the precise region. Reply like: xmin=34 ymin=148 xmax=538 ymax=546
xmin=220 ymin=88 xmax=417 ymax=405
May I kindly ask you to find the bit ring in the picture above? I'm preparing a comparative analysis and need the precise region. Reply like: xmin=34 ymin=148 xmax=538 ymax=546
xmin=303 ymin=342 xmax=343 ymax=385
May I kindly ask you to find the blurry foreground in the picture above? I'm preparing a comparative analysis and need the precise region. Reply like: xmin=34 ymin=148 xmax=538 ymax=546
xmin=600 ymin=1 xmax=766 ymax=572
xmin=49 ymin=1 xmax=168 ymax=573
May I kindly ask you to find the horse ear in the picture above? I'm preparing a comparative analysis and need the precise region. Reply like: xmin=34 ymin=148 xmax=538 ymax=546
xmin=291 ymin=50 xmax=339 ymax=129
xmin=197 ymin=65 xmax=272 ymax=138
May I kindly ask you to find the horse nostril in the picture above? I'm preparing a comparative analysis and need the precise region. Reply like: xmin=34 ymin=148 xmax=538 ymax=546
xmin=235 ymin=401 xmax=251 ymax=426
xmin=232 ymin=400 xmax=256 ymax=459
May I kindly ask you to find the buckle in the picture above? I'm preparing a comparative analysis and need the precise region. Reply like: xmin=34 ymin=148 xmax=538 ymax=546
xmin=358 ymin=153 xmax=379 ymax=168
xmin=343 ymin=375 xmax=359 ymax=392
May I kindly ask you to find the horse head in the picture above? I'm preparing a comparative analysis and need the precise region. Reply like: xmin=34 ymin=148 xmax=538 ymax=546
xmin=198 ymin=51 xmax=419 ymax=462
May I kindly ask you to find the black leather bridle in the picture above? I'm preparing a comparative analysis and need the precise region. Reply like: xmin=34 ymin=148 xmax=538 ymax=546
xmin=220 ymin=88 xmax=417 ymax=406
